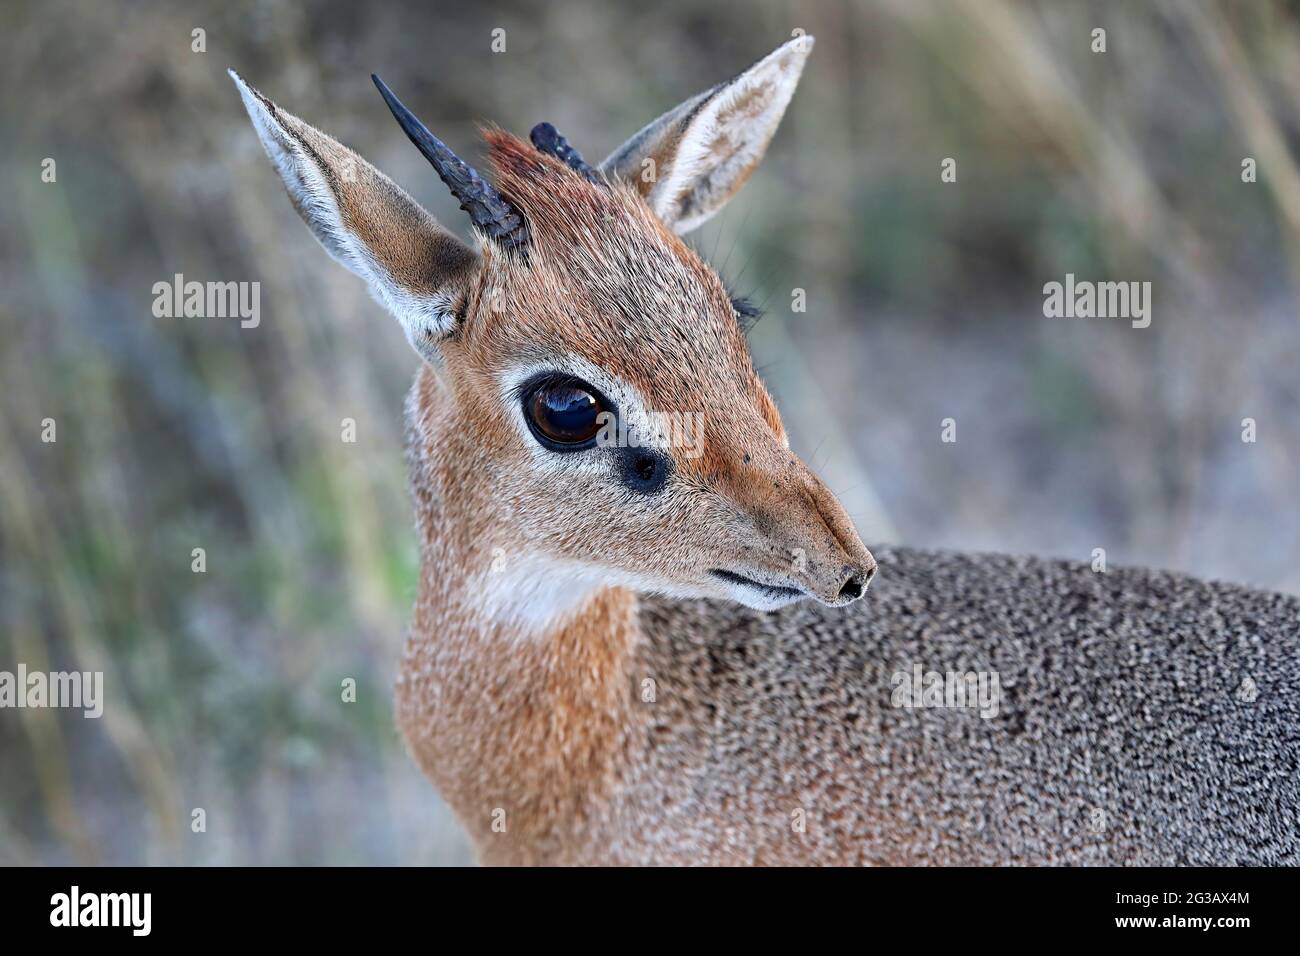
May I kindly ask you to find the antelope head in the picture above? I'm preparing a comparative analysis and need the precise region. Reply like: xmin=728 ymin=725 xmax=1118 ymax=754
xmin=231 ymin=36 xmax=875 ymax=616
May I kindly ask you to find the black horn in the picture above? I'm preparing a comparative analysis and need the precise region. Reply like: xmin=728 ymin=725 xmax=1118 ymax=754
xmin=529 ymin=122 xmax=602 ymax=184
xmin=372 ymin=74 xmax=528 ymax=250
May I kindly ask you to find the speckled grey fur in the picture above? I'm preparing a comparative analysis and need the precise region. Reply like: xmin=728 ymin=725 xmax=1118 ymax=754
xmin=602 ymin=546 xmax=1300 ymax=865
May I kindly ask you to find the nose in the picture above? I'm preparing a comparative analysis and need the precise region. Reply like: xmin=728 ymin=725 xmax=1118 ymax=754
xmin=721 ymin=439 xmax=877 ymax=607
xmin=835 ymin=555 xmax=877 ymax=604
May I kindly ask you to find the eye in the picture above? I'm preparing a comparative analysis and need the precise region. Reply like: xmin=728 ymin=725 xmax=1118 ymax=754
xmin=523 ymin=377 xmax=607 ymax=449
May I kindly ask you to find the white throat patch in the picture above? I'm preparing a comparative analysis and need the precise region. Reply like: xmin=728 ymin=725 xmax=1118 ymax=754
xmin=467 ymin=551 xmax=608 ymax=638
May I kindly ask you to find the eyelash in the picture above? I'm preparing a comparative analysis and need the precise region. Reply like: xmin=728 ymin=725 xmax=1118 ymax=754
xmin=730 ymin=294 xmax=764 ymax=332
xmin=514 ymin=371 xmax=607 ymax=405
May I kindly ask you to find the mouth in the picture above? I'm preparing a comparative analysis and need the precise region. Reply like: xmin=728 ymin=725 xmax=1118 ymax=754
xmin=708 ymin=569 xmax=806 ymax=602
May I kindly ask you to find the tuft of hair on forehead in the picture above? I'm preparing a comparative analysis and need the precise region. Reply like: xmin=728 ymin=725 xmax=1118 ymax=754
xmin=478 ymin=128 xmax=752 ymax=350
xmin=482 ymin=128 xmax=666 ymax=253
xmin=485 ymin=130 xmax=603 ymax=223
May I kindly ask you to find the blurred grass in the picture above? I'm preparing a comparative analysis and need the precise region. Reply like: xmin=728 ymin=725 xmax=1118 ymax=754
xmin=1 ymin=0 xmax=1299 ymax=863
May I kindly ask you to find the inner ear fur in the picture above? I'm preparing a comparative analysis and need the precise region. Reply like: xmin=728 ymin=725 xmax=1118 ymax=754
xmin=599 ymin=36 xmax=814 ymax=234
xmin=230 ymin=69 xmax=478 ymax=358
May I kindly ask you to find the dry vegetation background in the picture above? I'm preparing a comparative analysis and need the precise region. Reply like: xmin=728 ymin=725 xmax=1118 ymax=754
xmin=1 ymin=0 xmax=1298 ymax=864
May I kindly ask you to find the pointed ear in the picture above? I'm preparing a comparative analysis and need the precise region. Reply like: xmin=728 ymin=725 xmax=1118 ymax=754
xmin=229 ymin=70 xmax=477 ymax=360
xmin=599 ymin=36 xmax=813 ymax=234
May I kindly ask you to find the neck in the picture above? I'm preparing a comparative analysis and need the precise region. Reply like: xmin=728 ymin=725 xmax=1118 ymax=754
xmin=396 ymin=390 xmax=640 ymax=860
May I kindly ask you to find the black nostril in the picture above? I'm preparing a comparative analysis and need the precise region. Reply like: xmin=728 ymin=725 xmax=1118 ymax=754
xmin=838 ymin=573 xmax=865 ymax=601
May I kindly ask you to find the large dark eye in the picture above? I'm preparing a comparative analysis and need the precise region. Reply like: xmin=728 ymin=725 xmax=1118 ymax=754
xmin=524 ymin=377 xmax=607 ymax=449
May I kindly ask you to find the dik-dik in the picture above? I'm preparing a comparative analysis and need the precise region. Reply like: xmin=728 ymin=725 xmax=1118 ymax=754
xmin=232 ymin=38 xmax=1299 ymax=865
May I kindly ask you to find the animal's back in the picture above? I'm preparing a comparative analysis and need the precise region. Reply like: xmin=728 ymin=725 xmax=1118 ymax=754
xmin=612 ymin=546 xmax=1300 ymax=865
